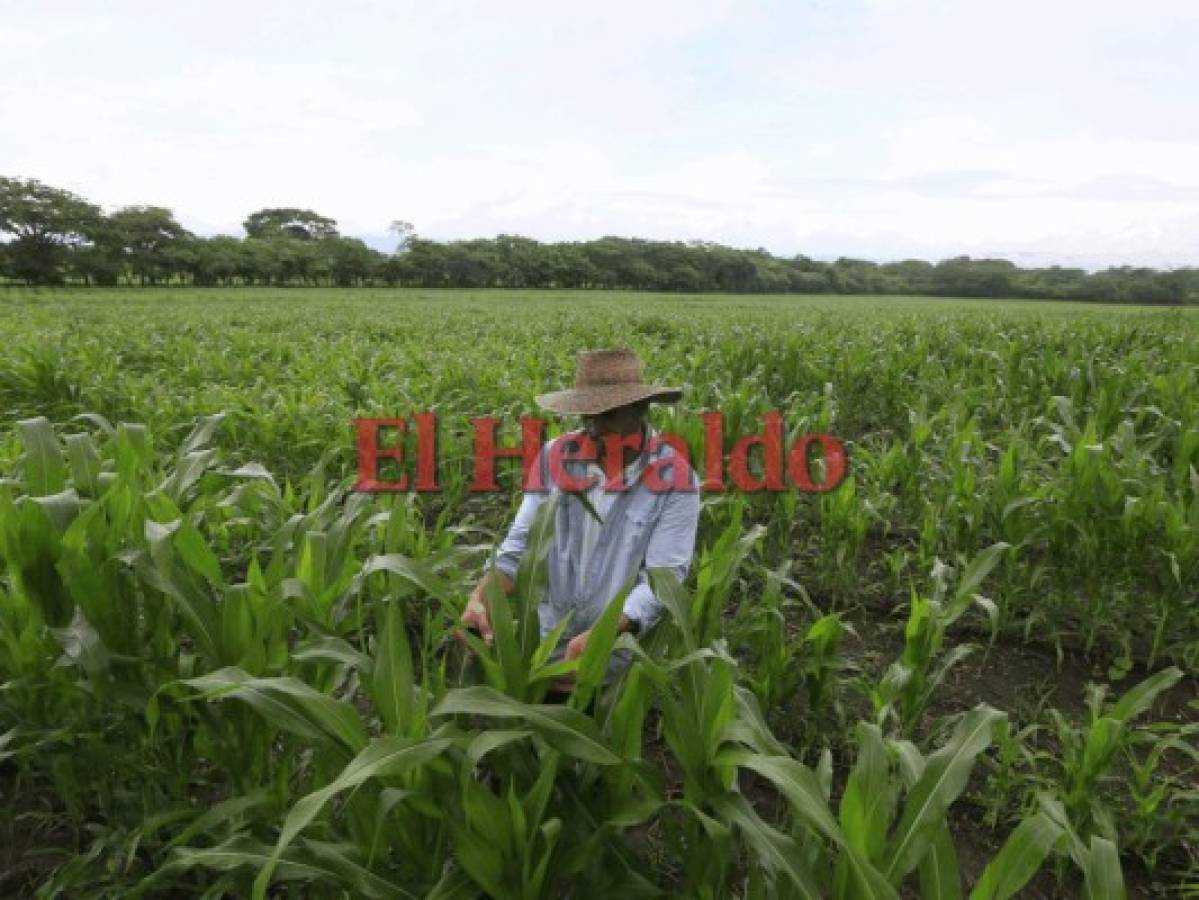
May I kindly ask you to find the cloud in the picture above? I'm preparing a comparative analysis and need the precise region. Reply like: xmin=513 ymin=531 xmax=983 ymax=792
xmin=1 ymin=0 xmax=1196 ymax=267
xmin=885 ymin=116 xmax=1199 ymax=191
xmin=0 ymin=26 xmax=43 ymax=50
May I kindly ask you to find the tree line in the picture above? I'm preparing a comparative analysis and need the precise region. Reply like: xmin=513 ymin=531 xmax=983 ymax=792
xmin=1 ymin=175 xmax=1195 ymax=304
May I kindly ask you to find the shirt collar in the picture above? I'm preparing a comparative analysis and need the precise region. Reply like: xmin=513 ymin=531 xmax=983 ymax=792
xmin=584 ymin=423 xmax=657 ymax=488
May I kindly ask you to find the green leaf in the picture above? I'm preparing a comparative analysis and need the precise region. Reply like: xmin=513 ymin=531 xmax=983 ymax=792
xmin=840 ymin=722 xmax=891 ymax=864
xmin=950 ymin=542 xmax=1009 ymax=616
xmin=30 ymin=488 xmax=83 ymax=534
xmin=220 ymin=588 xmax=255 ymax=668
xmin=968 ymin=812 xmax=1063 ymax=900
xmin=530 ymin=612 xmax=574 ymax=673
xmin=302 ymin=839 xmax=421 ymax=899
xmin=180 ymin=412 xmax=226 ymax=455
xmin=1081 ymin=836 xmax=1126 ymax=900
xmin=1107 ymin=667 xmax=1181 ymax=723
xmin=51 ymin=607 xmax=111 ymax=679
xmin=297 ymin=529 xmax=327 ymax=595
xmin=17 ymin=416 xmax=66 ymax=496
xmin=432 ymin=685 xmax=621 ymax=764
xmin=174 ymin=520 xmax=223 ymax=584
xmin=426 ymin=862 xmax=480 ymax=900
xmin=374 ymin=600 xmax=415 ymax=734
xmin=722 ymin=749 xmax=897 ymax=900
xmin=712 ymin=793 xmax=823 ymax=900
xmin=115 ymin=421 xmax=153 ymax=479
xmin=571 ymin=571 xmax=637 ymax=711
xmin=465 ymin=729 xmax=532 ymax=768
xmin=64 ymin=432 xmax=102 ymax=497
xmin=162 ymin=833 xmax=414 ymax=899
xmin=360 ymin=552 xmax=454 ymax=602
xmin=169 ymin=790 xmax=272 ymax=848
xmin=292 ymin=635 xmax=372 ymax=671
xmin=883 ymin=705 xmax=1005 ymax=884
xmin=647 ymin=566 xmax=696 ymax=652
xmin=159 ymin=448 xmax=218 ymax=501
xmin=918 ymin=822 xmax=961 ymax=900
xmin=185 ymin=666 xmax=367 ymax=753
xmin=143 ymin=518 xmax=221 ymax=660
xmin=252 ymin=734 xmax=451 ymax=899
xmin=483 ymin=559 xmax=524 ymax=694
xmin=721 ymin=750 xmax=842 ymax=843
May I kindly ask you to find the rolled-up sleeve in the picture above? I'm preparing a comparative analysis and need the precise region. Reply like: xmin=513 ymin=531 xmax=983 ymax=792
xmin=621 ymin=474 xmax=701 ymax=631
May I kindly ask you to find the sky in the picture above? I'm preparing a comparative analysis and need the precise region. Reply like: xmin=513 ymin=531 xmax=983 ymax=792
xmin=2 ymin=0 xmax=1197 ymax=269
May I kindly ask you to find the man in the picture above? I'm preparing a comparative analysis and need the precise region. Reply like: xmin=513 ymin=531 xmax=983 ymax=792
xmin=459 ymin=348 xmax=701 ymax=695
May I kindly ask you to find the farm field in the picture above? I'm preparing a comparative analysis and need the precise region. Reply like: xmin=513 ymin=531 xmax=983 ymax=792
xmin=0 ymin=287 xmax=1196 ymax=898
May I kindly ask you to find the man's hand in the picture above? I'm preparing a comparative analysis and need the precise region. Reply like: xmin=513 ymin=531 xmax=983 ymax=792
xmin=550 ymin=627 xmax=592 ymax=693
xmin=550 ymin=615 xmax=638 ymax=693
xmin=457 ymin=596 xmax=493 ymax=646
xmin=455 ymin=570 xmax=513 ymax=647
xmin=564 ymin=628 xmax=591 ymax=663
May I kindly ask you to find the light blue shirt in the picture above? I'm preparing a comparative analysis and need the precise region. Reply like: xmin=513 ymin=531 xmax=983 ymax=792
xmin=573 ymin=450 xmax=648 ymax=600
xmin=492 ymin=428 xmax=701 ymax=676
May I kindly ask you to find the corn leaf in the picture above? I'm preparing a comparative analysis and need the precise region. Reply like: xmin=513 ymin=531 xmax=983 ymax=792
xmin=883 ymin=705 xmax=1005 ymax=884
xmin=253 ymin=733 xmax=452 ymax=899
xmin=17 ymin=416 xmax=66 ymax=497
xmin=1081 ymin=836 xmax=1126 ymax=900
xmin=432 ymin=685 xmax=621 ymax=764
xmin=967 ymin=812 xmax=1063 ymax=900
xmin=374 ymin=599 xmax=416 ymax=734
xmin=185 ymin=666 xmax=367 ymax=753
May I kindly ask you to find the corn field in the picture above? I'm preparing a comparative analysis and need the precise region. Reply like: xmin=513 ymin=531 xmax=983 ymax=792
xmin=0 ymin=288 xmax=1195 ymax=898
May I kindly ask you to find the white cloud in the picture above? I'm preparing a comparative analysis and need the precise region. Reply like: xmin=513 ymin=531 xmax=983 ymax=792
xmin=886 ymin=117 xmax=1199 ymax=192
xmin=0 ymin=26 xmax=43 ymax=50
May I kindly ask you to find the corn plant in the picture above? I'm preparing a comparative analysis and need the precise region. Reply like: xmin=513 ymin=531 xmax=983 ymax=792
xmin=729 ymin=561 xmax=851 ymax=747
xmin=867 ymin=543 xmax=1009 ymax=734
xmin=1039 ymin=667 xmax=1185 ymax=847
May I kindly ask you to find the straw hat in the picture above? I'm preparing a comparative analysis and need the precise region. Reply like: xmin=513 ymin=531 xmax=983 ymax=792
xmin=535 ymin=349 xmax=682 ymax=415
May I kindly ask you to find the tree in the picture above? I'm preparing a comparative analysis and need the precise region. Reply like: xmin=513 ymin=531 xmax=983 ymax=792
xmin=663 ymin=263 xmax=704 ymax=292
xmin=72 ymin=241 xmax=123 ymax=286
xmin=552 ymin=244 xmax=597 ymax=288
xmin=713 ymin=254 xmax=760 ymax=292
xmin=242 ymin=208 xmax=339 ymax=241
xmin=880 ymin=259 xmax=935 ymax=294
xmin=322 ymin=236 xmax=379 ymax=287
xmin=389 ymin=220 xmax=415 ymax=254
xmin=184 ymin=236 xmax=250 ymax=286
xmin=244 ymin=238 xmax=286 ymax=285
xmin=1086 ymin=266 xmax=1187 ymax=305
xmin=931 ymin=256 xmax=1015 ymax=298
xmin=494 ymin=234 xmax=555 ymax=287
xmin=107 ymin=206 xmax=192 ymax=285
xmin=443 ymin=241 xmax=499 ymax=287
xmin=0 ymin=176 xmax=102 ymax=284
